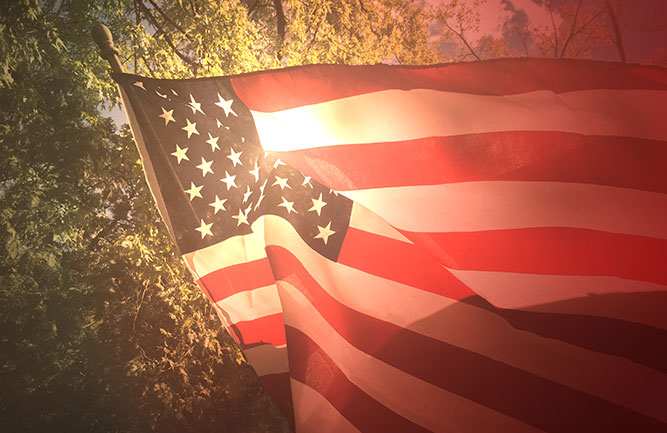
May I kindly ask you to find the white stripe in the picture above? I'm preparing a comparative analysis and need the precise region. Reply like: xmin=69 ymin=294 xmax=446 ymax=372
xmin=262 ymin=215 xmax=453 ymax=325
xmin=216 ymin=284 xmax=282 ymax=323
xmin=265 ymin=215 xmax=667 ymax=422
xmin=252 ymin=89 xmax=667 ymax=151
xmin=183 ymin=230 xmax=267 ymax=277
xmin=349 ymin=201 xmax=410 ymax=242
xmin=279 ymin=280 xmax=543 ymax=433
xmin=350 ymin=204 xmax=667 ymax=330
xmin=342 ymin=181 xmax=667 ymax=238
xmin=244 ymin=343 xmax=288 ymax=376
xmin=291 ymin=379 xmax=361 ymax=433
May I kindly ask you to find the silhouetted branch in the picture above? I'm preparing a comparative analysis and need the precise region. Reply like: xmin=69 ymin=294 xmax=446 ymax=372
xmin=134 ymin=0 xmax=199 ymax=72
xmin=442 ymin=18 xmax=481 ymax=61
xmin=547 ymin=1 xmax=559 ymax=57
xmin=270 ymin=0 xmax=286 ymax=58
xmin=559 ymin=0 xmax=583 ymax=57
xmin=560 ymin=5 xmax=604 ymax=57
xmin=145 ymin=0 xmax=194 ymax=43
xmin=604 ymin=0 xmax=627 ymax=62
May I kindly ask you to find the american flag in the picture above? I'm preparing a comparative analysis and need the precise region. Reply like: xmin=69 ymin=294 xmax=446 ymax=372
xmin=114 ymin=59 xmax=667 ymax=433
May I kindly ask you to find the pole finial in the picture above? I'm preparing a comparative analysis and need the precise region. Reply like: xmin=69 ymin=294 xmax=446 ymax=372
xmin=92 ymin=23 xmax=124 ymax=73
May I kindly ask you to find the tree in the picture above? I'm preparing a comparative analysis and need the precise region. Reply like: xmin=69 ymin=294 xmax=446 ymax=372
xmin=531 ymin=0 xmax=612 ymax=59
xmin=431 ymin=0 xmax=512 ymax=61
xmin=431 ymin=0 xmax=635 ymax=62
xmin=1 ymin=0 xmax=288 ymax=430
xmin=603 ymin=0 xmax=626 ymax=62
xmin=0 ymin=0 xmax=437 ymax=431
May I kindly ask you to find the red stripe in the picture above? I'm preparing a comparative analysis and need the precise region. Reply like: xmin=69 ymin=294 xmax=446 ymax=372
xmin=270 ymin=246 xmax=667 ymax=432
xmin=338 ymin=227 xmax=474 ymax=300
xmin=197 ymin=258 xmax=275 ymax=303
xmin=339 ymin=228 xmax=667 ymax=365
xmin=233 ymin=313 xmax=286 ymax=347
xmin=402 ymin=228 xmax=667 ymax=286
xmin=258 ymin=372 xmax=294 ymax=427
xmin=525 ymin=290 xmax=667 ymax=331
xmin=231 ymin=59 xmax=667 ymax=111
xmin=285 ymin=326 xmax=432 ymax=433
xmin=464 ymin=295 xmax=667 ymax=373
xmin=274 ymin=132 xmax=667 ymax=193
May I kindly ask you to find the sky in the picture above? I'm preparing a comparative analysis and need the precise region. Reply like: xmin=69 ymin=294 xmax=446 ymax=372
xmin=461 ymin=0 xmax=667 ymax=62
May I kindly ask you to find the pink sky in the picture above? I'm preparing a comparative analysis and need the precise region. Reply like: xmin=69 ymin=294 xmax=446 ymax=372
xmin=432 ymin=0 xmax=667 ymax=62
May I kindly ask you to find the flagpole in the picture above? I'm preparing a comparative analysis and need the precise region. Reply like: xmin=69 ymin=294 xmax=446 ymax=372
xmin=92 ymin=24 xmax=124 ymax=73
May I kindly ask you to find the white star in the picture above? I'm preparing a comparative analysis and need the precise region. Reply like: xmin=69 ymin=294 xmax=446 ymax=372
xmin=206 ymin=133 xmax=220 ymax=152
xmin=182 ymin=119 xmax=199 ymax=138
xmin=133 ymin=81 xmax=146 ymax=90
xmin=216 ymin=119 xmax=223 ymax=128
xmin=184 ymin=182 xmax=203 ymax=200
xmin=209 ymin=195 xmax=227 ymax=214
xmin=187 ymin=94 xmax=205 ymax=115
xmin=196 ymin=157 xmax=214 ymax=177
xmin=195 ymin=219 xmax=213 ymax=238
xmin=249 ymin=162 xmax=260 ymax=182
xmin=273 ymin=176 xmax=291 ymax=190
xmin=156 ymin=90 xmax=168 ymax=99
xmin=278 ymin=197 xmax=297 ymax=214
xmin=232 ymin=208 xmax=249 ymax=226
xmin=309 ymin=193 xmax=327 ymax=216
xmin=254 ymin=193 xmax=265 ymax=210
xmin=159 ymin=107 xmax=175 ymax=125
xmin=273 ymin=159 xmax=286 ymax=168
xmin=254 ymin=180 xmax=268 ymax=210
xmin=227 ymin=148 xmax=243 ymax=167
xmin=243 ymin=186 xmax=253 ymax=203
xmin=171 ymin=144 xmax=189 ymax=164
xmin=215 ymin=93 xmax=237 ymax=117
xmin=314 ymin=222 xmax=336 ymax=245
xmin=302 ymin=175 xmax=312 ymax=187
xmin=171 ymin=89 xmax=178 ymax=96
xmin=220 ymin=171 xmax=237 ymax=190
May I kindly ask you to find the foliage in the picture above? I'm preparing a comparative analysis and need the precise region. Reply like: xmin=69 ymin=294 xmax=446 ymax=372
xmin=0 ymin=0 xmax=437 ymax=431
xmin=0 ymin=1 xmax=282 ymax=431
xmin=2 ymin=0 xmax=658 ymax=430
xmin=531 ymin=0 xmax=612 ymax=59
xmin=431 ymin=0 xmax=511 ymax=61
xmin=430 ymin=0 xmax=635 ymax=62
xmin=280 ymin=0 xmax=437 ymax=65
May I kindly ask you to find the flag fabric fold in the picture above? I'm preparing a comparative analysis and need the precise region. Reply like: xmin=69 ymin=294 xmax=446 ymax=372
xmin=113 ymin=59 xmax=667 ymax=433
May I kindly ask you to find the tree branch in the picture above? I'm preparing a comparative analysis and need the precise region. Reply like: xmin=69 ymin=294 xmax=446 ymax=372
xmin=560 ymin=8 xmax=604 ymax=57
xmin=134 ymin=0 xmax=199 ymax=73
xmin=442 ymin=18 xmax=481 ymax=61
xmin=604 ymin=0 xmax=626 ymax=62
xmin=247 ymin=0 xmax=260 ymax=16
xmin=132 ymin=283 xmax=148 ymax=333
xmin=547 ymin=1 xmax=559 ymax=57
xmin=271 ymin=0 xmax=286 ymax=59
xmin=307 ymin=17 xmax=322 ymax=52
xmin=559 ymin=0 xmax=583 ymax=57
xmin=516 ymin=26 xmax=530 ymax=56
xmin=145 ymin=0 xmax=194 ymax=43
